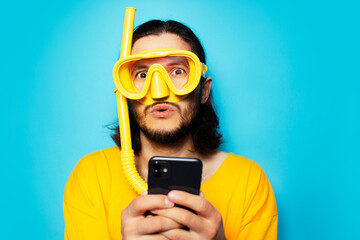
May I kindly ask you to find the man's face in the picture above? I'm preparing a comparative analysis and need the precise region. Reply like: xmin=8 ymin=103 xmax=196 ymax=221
xmin=130 ymin=33 xmax=201 ymax=143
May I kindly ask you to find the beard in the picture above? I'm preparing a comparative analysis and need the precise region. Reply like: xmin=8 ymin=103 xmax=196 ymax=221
xmin=130 ymin=95 xmax=200 ymax=145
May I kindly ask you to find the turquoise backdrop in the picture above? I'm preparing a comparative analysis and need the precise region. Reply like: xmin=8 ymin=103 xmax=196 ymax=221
xmin=1 ymin=0 xmax=359 ymax=239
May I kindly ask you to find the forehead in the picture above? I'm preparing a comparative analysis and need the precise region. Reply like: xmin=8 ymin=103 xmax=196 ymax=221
xmin=131 ymin=33 xmax=192 ymax=55
xmin=133 ymin=56 xmax=189 ymax=68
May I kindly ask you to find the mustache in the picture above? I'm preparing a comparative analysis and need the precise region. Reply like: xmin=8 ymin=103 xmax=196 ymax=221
xmin=144 ymin=102 xmax=181 ymax=112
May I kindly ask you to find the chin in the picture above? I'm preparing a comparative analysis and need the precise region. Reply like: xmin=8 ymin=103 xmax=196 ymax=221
xmin=147 ymin=119 xmax=180 ymax=130
xmin=140 ymin=121 xmax=190 ymax=144
xmin=147 ymin=125 xmax=179 ymax=133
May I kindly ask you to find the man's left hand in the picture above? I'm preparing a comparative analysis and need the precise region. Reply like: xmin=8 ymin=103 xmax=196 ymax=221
xmin=151 ymin=190 xmax=226 ymax=240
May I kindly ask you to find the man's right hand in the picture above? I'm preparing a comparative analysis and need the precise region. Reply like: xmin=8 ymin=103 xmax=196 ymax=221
xmin=121 ymin=194 xmax=182 ymax=239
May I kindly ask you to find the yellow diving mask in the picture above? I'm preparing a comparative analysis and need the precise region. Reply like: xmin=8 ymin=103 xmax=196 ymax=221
xmin=113 ymin=47 xmax=207 ymax=105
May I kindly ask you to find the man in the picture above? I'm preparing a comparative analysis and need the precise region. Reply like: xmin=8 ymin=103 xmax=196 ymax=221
xmin=63 ymin=19 xmax=277 ymax=239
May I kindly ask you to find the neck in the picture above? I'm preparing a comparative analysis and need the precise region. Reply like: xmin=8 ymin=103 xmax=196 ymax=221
xmin=135 ymin=132 xmax=201 ymax=182
xmin=134 ymin=131 xmax=228 ymax=184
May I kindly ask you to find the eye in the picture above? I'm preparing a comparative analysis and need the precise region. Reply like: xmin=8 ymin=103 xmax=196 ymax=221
xmin=135 ymin=71 xmax=147 ymax=79
xmin=171 ymin=68 xmax=186 ymax=75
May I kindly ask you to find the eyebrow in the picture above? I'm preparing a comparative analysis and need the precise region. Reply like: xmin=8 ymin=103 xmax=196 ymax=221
xmin=131 ymin=64 xmax=148 ymax=74
xmin=131 ymin=57 xmax=189 ymax=74
xmin=167 ymin=58 xmax=189 ymax=68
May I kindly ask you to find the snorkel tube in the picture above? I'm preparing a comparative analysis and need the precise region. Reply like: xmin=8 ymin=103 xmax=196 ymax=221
xmin=113 ymin=7 xmax=147 ymax=194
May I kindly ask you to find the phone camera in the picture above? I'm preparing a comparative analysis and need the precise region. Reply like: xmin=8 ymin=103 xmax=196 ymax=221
xmin=154 ymin=161 xmax=161 ymax=169
xmin=153 ymin=169 xmax=161 ymax=178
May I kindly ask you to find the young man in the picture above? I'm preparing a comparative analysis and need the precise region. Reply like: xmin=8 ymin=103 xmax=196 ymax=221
xmin=63 ymin=20 xmax=277 ymax=239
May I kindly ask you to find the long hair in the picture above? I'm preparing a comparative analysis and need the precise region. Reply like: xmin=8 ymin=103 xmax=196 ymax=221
xmin=111 ymin=20 xmax=222 ymax=155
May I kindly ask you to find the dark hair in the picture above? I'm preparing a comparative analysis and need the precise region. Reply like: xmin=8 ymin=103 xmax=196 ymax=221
xmin=111 ymin=20 xmax=222 ymax=155
xmin=132 ymin=20 xmax=206 ymax=64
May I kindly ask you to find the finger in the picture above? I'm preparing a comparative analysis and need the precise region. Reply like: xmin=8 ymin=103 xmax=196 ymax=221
xmin=138 ymin=234 xmax=169 ymax=240
xmin=137 ymin=215 xmax=183 ymax=235
xmin=154 ymin=207 xmax=223 ymax=239
xmin=160 ymin=228 xmax=194 ymax=240
xmin=168 ymin=191 xmax=214 ymax=218
xmin=151 ymin=207 xmax=203 ymax=232
xmin=126 ymin=195 xmax=174 ymax=217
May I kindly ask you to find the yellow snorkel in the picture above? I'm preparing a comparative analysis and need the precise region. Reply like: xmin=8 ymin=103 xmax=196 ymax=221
xmin=114 ymin=7 xmax=147 ymax=195
xmin=113 ymin=7 xmax=207 ymax=195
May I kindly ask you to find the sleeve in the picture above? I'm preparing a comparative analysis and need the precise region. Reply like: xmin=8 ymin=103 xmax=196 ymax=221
xmin=237 ymin=164 xmax=278 ymax=240
xmin=63 ymin=152 xmax=112 ymax=240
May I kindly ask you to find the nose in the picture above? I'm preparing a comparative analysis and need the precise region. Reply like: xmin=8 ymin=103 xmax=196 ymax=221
xmin=150 ymin=70 xmax=170 ymax=99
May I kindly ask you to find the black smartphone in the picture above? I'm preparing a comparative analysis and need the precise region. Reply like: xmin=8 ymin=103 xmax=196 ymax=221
xmin=148 ymin=156 xmax=203 ymax=196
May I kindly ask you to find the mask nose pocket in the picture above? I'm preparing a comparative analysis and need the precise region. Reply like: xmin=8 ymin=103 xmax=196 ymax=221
xmin=148 ymin=65 xmax=170 ymax=99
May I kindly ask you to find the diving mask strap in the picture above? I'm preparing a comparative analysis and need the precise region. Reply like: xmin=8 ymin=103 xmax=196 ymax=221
xmin=201 ymin=63 xmax=207 ymax=78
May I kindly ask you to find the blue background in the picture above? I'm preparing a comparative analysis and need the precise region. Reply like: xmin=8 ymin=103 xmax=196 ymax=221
xmin=1 ymin=0 xmax=359 ymax=239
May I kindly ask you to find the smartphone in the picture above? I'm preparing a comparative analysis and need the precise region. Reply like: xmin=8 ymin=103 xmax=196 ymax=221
xmin=148 ymin=156 xmax=203 ymax=196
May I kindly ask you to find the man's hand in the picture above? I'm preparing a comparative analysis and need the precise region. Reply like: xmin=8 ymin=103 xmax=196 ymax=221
xmin=121 ymin=194 xmax=183 ymax=239
xmin=151 ymin=190 xmax=226 ymax=240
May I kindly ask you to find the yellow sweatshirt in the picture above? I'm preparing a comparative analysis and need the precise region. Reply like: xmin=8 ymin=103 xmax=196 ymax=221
xmin=63 ymin=146 xmax=277 ymax=239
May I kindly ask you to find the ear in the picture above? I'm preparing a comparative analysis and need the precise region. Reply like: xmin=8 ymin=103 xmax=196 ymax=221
xmin=201 ymin=77 xmax=212 ymax=104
